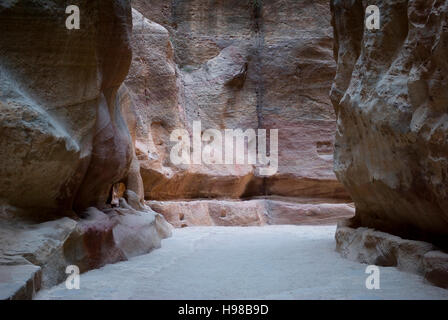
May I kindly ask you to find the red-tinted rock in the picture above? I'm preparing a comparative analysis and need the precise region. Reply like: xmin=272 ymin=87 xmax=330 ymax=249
xmin=148 ymin=199 xmax=354 ymax=227
xmin=129 ymin=1 xmax=350 ymax=201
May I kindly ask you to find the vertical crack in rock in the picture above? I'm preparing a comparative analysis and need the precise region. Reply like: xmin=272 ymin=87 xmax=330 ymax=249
xmin=252 ymin=0 xmax=267 ymax=196
xmin=129 ymin=0 xmax=351 ymax=208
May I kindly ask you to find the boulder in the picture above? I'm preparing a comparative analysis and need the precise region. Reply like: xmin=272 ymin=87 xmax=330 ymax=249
xmin=0 ymin=202 xmax=171 ymax=297
xmin=64 ymin=205 xmax=171 ymax=273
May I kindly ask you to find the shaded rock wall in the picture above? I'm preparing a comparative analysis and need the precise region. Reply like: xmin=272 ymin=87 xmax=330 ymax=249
xmin=129 ymin=0 xmax=350 ymax=201
xmin=0 ymin=0 xmax=171 ymax=299
xmin=0 ymin=0 xmax=134 ymax=215
xmin=330 ymin=0 xmax=448 ymax=247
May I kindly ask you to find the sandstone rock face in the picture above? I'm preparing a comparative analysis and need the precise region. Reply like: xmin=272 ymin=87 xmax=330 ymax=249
xmin=330 ymin=0 xmax=448 ymax=246
xmin=63 ymin=205 xmax=172 ymax=275
xmin=148 ymin=199 xmax=268 ymax=227
xmin=0 ymin=1 xmax=172 ymax=299
xmin=126 ymin=9 xmax=256 ymax=200
xmin=148 ymin=199 xmax=354 ymax=228
xmin=336 ymin=223 xmax=435 ymax=274
xmin=0 ymin=200 xmax=171 ymax=294
xmin=423 ymin=251 xmax=448 ymax=289
xmin=0 ymin=0 xmax=134 ymax=214
xmin=336 ymin=223 xmax=448 ymax=288
xmin=129 ymin=0 xmax=350 ymax=201
xmin=0 ymin=216 xmax=77 ymax=288
xmin=0 ymin=264 xmax=41 ymax=300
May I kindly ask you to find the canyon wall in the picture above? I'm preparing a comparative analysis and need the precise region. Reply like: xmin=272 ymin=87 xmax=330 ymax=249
xmin=0 ymin=0 xmax=137 ymax=216
xmin=129 ymin=0 xmax=351 ymax=202
xmin=0 ymin=0 xmax=359 ymax=299
xmin=331 ymin=0 xmax=448 ymax=287
xmin=0 ymin=0 xmax=171 ymax=299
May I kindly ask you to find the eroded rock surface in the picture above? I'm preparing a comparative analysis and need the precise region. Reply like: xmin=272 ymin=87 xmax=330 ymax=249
xmin=0 ymin=264 xmax=41 ymax=300
xmin=129 ymin=0 xmax=350 ymax=201
xmin=336 ymin=223 xmax=448 ymax=288
xmin=331 ymin=0 xmax=448 ymax=288
xmin=0 ymin=0 xmax=134 ymax=214
xmin=0 ymin=1 xmax=171 ymax=299
xmin=148 ymin=199 xmax=354 ymax=228
xmin=0 ymin=202 xmax=171 ymax=293
xmin=330 ymin=0 xmax=448 ymax=244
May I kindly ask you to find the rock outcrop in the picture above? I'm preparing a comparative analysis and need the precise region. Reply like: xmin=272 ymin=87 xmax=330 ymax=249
xmin=336 ymin=222 xmax=448 ymax=289
xmin=148 ymin=199 xmax=354 ymax=228
xmin=0 ymin=0 xmax=171 ymax=299
xmin=0 ymin=203 xmax=171 ymax=295
xmin=331 ymin=0 xmax=448 ymax=287
xmin=129 ymin=0 xmax=350 ymax=201
xmin=0 ymin=0 xmax=132 ymax=214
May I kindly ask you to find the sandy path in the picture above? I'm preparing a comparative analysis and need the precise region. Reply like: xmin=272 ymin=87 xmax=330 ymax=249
xmin=36 ymin=225 xmax=448 ymax=300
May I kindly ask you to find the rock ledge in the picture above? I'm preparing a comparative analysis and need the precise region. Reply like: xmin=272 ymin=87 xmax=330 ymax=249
xmin=336 ymin=221 xmax=448 ymax=289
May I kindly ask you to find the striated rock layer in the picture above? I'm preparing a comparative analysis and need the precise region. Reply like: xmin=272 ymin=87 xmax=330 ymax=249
xmin=331 ymin=0 xmax=448 ymax=287
xmin=129 ymin=0 xmax=350 ymax=201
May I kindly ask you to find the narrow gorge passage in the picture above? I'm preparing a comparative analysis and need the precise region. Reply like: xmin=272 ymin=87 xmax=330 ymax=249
xmin=2 ymin=0 xmax=448 ymax=302
xmin=36 ymin=226 xmax=448 ymax=300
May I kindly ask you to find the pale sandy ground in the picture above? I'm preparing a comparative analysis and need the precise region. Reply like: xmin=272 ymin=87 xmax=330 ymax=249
xmin=36 ymin=225 xmax=448 ymax=300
